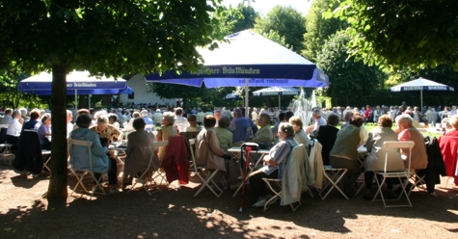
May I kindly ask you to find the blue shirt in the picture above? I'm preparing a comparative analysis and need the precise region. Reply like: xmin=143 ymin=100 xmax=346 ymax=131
xmin=228 ymin=117 xmax=258 ymax=143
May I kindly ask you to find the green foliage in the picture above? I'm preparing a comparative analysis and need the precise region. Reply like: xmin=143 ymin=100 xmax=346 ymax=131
xmin=302 ymin=0 xmax=347 ymax=61
xmin=328 ymin=0 xmax=458 ymax=70
xmin=317 ymin=31 xmax=384 ymax=106
xmin=254 ymin=5 xmax=306 ymax=54
xmin=216 ymin=2 xmax=257 ymax=35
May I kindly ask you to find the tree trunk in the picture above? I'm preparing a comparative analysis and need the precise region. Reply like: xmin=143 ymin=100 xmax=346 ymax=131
xmin=47 ymin=65 xmax=68 ymax=199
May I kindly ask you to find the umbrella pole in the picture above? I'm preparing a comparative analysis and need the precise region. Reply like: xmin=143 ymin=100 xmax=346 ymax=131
xmin=245 ymin=79 xmax=249 ymax=118
xmin=89 ymin=94 xmax=91 ymax=109
xmin=278 ymin=95 xmax=281 ymax=109
xmin=75 ymin=89 xmax=77 ymax=109
xmin=420 ymin=90 xmax=423 ymax=112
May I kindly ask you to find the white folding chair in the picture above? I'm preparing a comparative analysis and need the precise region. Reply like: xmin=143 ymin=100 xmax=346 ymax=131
xmin=372 ymin=141 xmax=415 ymax=207
xmin=68 ymin=139 xmax=106 ymax=198
xmin=42 ymin=150 xmax=52 ymax=172
xmin=262 ymin=144 xmax=305 ymax=211
xmin=0 ymin=143 xmax=13 ymax=165
xmin=129 ymin=140 xmax=168 ymax=195
xmin=319 ymin=166 xmax=349 ymax=200
xmin=152 ymin=140 xmax=169 ymax=186
xmin=189 ymin=138 xmax=223 ymax=198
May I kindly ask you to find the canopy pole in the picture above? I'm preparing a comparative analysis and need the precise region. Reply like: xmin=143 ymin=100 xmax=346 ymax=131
xmin=245 ymin=79 xmax=249 ymax=118
xmin=75 ymin=89 xmax=77 ymax=109
xmin=420 ymin=90 xmax=423 ymax=112
xmin=89 ymin=94 xmax=92 ymax=109
xmin=278 ymin=95 xmax=281 ymax=109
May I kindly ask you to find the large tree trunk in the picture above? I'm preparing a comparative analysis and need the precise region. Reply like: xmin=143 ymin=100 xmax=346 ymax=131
xmin=47 ymin=65 xmax=68 ymax=199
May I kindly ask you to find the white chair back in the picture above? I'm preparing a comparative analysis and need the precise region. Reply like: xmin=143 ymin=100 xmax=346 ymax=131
xmin=382 ymin=141 xmax=415 ymax=173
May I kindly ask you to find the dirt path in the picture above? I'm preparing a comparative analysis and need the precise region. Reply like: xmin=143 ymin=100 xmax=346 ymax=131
xmin=1 ymin=164 xmax=457 ymax=239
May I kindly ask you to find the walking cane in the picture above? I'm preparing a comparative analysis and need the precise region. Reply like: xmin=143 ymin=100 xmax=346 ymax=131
xmin=238 ymin=146 xmax=252 ymax=213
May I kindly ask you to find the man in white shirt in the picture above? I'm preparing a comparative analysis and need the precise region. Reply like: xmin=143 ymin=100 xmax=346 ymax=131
xmin=306 ymin=109 xmax=327 ymax=134
xmin=214 ymin=110 xmax=222 ymax=127
xmin=6 ymin=110 xmax=22 ymax=146
xmin=66 ymin=110 xmax=73 ymax=138
xmin=174 ymin=107 xmax=189 ymax=132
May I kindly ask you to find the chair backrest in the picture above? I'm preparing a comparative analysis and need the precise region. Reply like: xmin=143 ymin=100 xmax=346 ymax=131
xmin=188 ymin=138 xmax=198 ymax=173
xmin=68 ymin=139 xmax=93 ymax=171
xmin=152 ymin=140 xmax=168 ymax=161
xmin=382 ymin=141 xmax=415 ymax=173
xmin=180 ymin=131 xmax=199 ymax=161
xmin=0 ymin=127 xmax=7 ymax=143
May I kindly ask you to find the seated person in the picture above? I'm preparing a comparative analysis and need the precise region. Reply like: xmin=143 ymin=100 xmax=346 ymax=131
xmin=250 ymin=113 xmax=273 ymax=149
xmin=37 ymin=113 xmax=52 ymax=150
xmin=123 ymin=118 xmax=157 ymax=189
xmin=228 ymin=108 xmax=258 ymax=145
xmin=156 ymin=112 xmax=177 ymax=160
xmin=289 ymin=116 xmax=313 ymax=154
xmin=90 ymin=115 xmax=122 ymax=194
xmin=329 ymin=115 xmax=364 ymax=196
xmin=174 ymin=107 xmax=189 ymax=133
xmin=316 ymin=113 xmax=340 ymax=165
xmin=21 ymin=109 xmax=41 ymax=131
xmin=363 ymin=115 xmax=404 ymax=200
xmin=250 ymin=123 xmax=298 ymax=207
xmin=6 ymin=110 xmax=22 ymax=148
xmin=124 ymin=111 xmax=141 ymax=131
xmin=70 ymin=114 xmax=118 ymax=194
xmin=395 ymin=114 xmax=428 ymax=170
xmin=195 ymin=115 xmax=229 ymax=174
xmin=214 ymin=117 xmax=232 ymax=152
xmin=272 ymin=112 xmax=286 ymax=137
xmin=306 ymin=109 xmax=327 ymax=135
xmin=107 ymin=113 xmax=120 ymax=129
xmin=443 ymin=115 xmax=458 ymax=137
xmin=185 ymin=114 xmax=201 ymax=132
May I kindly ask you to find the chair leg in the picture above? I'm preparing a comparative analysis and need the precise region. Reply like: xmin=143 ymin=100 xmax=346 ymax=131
xmin=194 ymin=170 xmax=223 ymax=198
xmin=320 ymin=170 xmax=348 ymax=200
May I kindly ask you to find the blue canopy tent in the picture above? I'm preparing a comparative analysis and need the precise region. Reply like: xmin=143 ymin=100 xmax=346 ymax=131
xmin=18 ymin=71 xmax=132 ymax=108
xmin=146 ymin=30 xmax=329 ymax=116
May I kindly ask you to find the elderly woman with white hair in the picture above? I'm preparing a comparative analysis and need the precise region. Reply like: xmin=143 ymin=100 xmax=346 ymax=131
xmin=250 ymin=123 xmax=298 ymax=207
xmin=156 ymin=112 xmax=178 ymax=160
xmin=395 ymin=114 xmax=428 ymax=170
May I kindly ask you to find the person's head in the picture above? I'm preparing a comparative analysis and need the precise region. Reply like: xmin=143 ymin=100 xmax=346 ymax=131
xmin=107 ymin=113 xmax=118 ymax=124
xmin=132 ymin=111 xmax=141 ymax=119
xmin=4 ymin=108 xmax=12 ymax=116
xmin=29 ymin=109 xmax=40 ymax=120
xmin=278 ymin=123 xmax=295 ymax=140
xmin=327 ymin=113 xmax=340 ymax=126
xmin=344 ymin=111 xmax=353 ymax=121
xmin=66 ymin=110 xmax=73 ymax=123
xmin=203 ymin=115 xmax=217 ymax=128
xmin=395 ymin=114 xmax=413 ymax=132
xmin=97 ymin=115 xmax=109 ymax=131
xmin=141 ymin=110 xmax=149 ymax=117
xmin=449 ymin=115 xmax=458 ymax=130
xmin=133 ymin=117 xmax=146 ymax=131
xmin=285 ymin=111 xmax=294 ymax=121
xmin=233 ymin=108 xmax=242 ymax=118
xmin=258 ymin=113 xmax=271 ymax=127
xmin=218 ymin=117 xmax=230 ymax=129
xmin=19 ymin=108 xmax=27 ymax=117
xmin=278 ymin=112 xmax=286 ymax=122
xmin=378 ymin=115 xmax=393 ymax=128
xmin=175 ymin=107 xmax=183 ymax=116
xmin=162 ymin=112 xmax=175 ymax=126
xmin=41 ymin=113 xmax=51 ymax=125
xmin=350 ymin=115 xmax=364 ymax=127
xmin=76 ymin=114 xmax=92 ymax=128
xmin=214 ymin=110 xmax=222 ymax=121
xmin=12 ymin=110 xmax=21 ymax=119
xmin=93 ymin=110 xmax=107 ymax=121
xmin=77 ymin=108 xmax=90 ymax=115
xmin=312 ymin=109 xmax=322 ymax=119
xmin=289 ymin=116 xmax=303 ymax=133
xmin=187 ymin=114 xmax=197 ymax=126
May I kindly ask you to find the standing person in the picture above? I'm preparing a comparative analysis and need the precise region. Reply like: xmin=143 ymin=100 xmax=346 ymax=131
xmin=228 ymin=108 xmax=258 ymax=145
xmin=365 ymin=105 xmax=372 ymax=123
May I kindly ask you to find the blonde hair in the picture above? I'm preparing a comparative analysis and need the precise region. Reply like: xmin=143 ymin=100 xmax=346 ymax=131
xmin=450 ymin=115 xmax=458 ymax=129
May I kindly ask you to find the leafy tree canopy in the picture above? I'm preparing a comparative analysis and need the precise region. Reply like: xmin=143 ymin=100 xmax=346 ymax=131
xmin=326 ymin=0 xmax=458 ymax=70
xmin=302 ymin=0 xmax=347 ymax=61
xmin=317 ymin=31 xmax=383 ymax=106
xmin=254 ymin=5 xmax=306 ymax=54
xmin=216 ymin=1 xmax=258 ymax=35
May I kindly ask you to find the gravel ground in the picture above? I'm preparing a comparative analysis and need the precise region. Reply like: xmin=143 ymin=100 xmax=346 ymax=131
xmin=0 ymin=161 xmax=457 ymax=239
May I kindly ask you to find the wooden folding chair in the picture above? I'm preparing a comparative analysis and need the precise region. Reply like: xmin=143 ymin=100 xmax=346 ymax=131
xmin=42 ymin=150 xmax=52 ymax=172
xmin=68 ymin=139 xmax=106 ymax=198
xmin=372 ymin=141 xmax=415 ymax=207
xmin=129 ymin=140 xmax=168 ymax=195
xmin=189 ymin=138 xmax=223 ymax=198
xmin=152 ymin=140 xmax=169 ymax=186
